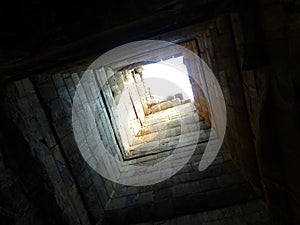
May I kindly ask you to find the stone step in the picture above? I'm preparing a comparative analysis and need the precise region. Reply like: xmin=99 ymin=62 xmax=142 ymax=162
xmin=131 ymin=120 xmax=209 ymax=147
xmin=128 ymin=127 xmax=212 ymax=153
xmin=149 ymin=98 xmax=184 ymax=113
xmin=143 ymin=102 xmax=197 ymax=127
xmin=127 ymin=128 xmax=218 ymax=159
xmin=136 ymin=113 xmax=204 ymax=137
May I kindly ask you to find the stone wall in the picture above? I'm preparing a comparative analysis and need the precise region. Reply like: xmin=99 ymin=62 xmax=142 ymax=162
xmin=4 ymin=11 xmax=297 ymax=224
xmin=2 ymin=42 xmax=270 ymax=225
xmin=102 ymin=144 xmax=266 ymax=224
xmin=2 ymin=66 xmax=159 ymax=224
xmin=231 ymin=1 xmax=300 ymax=224
xmin=157 ymin=19 xmax=261 ymax=188
xmin=181 ymin=40 xmax=211 ymax=126
xmin=3 ymin=72 xmax=118 ymax=225
xmin=0 ymin=111 xmax=68 ymax=225
xmin=131 ymin=200 xmax=270 ymax=225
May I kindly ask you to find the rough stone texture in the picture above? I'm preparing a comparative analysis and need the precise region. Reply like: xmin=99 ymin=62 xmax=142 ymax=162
xmin=231 ymin=2 xmax=300 ymax=224
xmin=102 ymin=143 xmax=264 ymax=224
xmin=2 ymin=68 xmax=270 ymax=225
xmin=1 ymin=1 xmax=299 ymax=224
xmin=179 ymin=18 xmax=262 ymax=190
xmin=130 ymin=200 xmax=271 ymax=225
xmin=3 ymin=77 xmax=112 ymax=225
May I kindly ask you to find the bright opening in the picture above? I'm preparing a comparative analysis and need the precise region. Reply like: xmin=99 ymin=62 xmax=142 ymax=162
xmin=142 ymin=56 xmax=194 ymax=102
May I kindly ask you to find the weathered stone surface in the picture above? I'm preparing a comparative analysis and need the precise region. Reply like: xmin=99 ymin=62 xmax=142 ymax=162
xmin=131 ymin=200 xmax=270 ymax=225
xmin=4 ymin=6 xmax=298 ymax=224
xmin=38 ymin=82 xmax=58 ymax=102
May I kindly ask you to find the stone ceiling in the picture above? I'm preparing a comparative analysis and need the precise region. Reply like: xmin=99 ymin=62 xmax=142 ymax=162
xmin=0 ymin=0 xmax=239 ymax=82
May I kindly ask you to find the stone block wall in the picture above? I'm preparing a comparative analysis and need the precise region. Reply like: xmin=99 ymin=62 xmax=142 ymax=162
xmin=209 ymin=16 xmax=261 ymax=188
xmin=230 ymin=2 xmax=300 ymax=224
xmin=181 ymin=40 xmax=211 ymax=126
xmin=3 ymin=71 xmax=120 ymax=225
xmin=163 ymin=21 xmax=261 ymax=190
xmin=101 ymin=143 xmax=267 ymax=224
xmin=2 ymin=13 xmax=289 ymax=224
xmin=107 ymin=68 xmax=151 ymax=151
xmin=0 ymin=113 xmax=69 ymax=225
xmin=130 ymin=200 xmax=271 ymax=225
xmin=2 ymin=65 xmax=160 ymax=224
